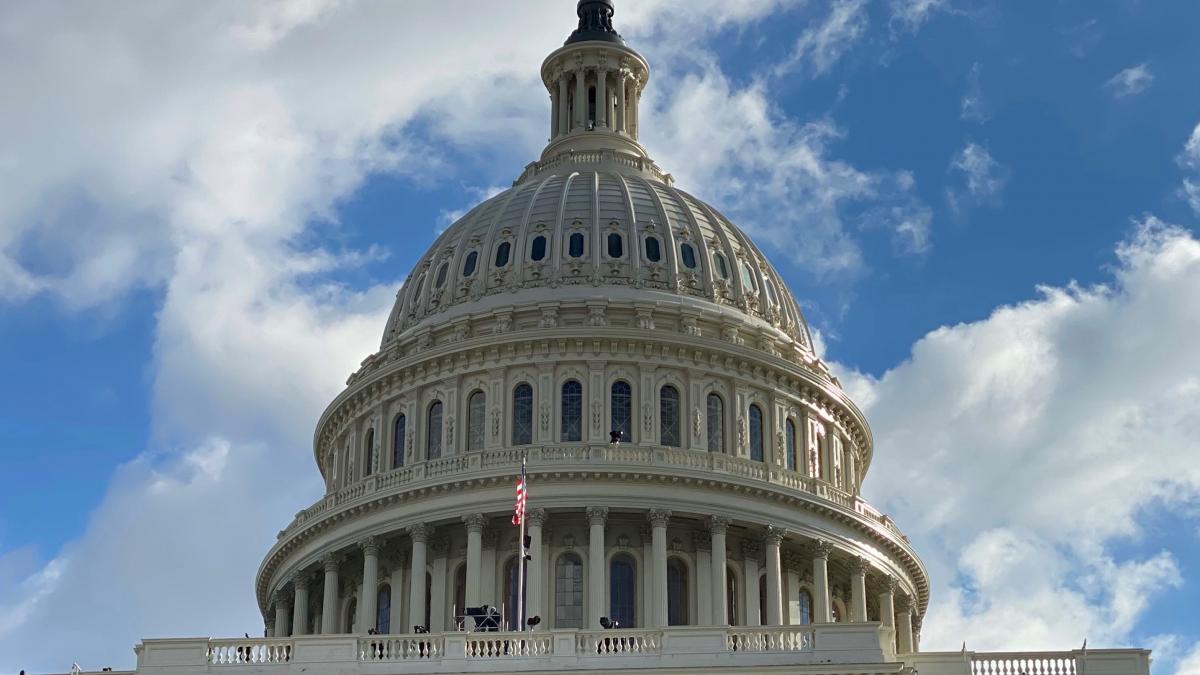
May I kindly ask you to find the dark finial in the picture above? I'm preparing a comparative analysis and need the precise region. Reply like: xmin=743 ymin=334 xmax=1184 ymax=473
xmin=566 ymin=0 xmax=625 ymax=46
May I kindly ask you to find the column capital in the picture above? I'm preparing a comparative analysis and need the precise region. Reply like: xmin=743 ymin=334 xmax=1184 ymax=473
xmin=882 ymin=575 xmax=900 ymax=594
xmin=586 ymin=506 xmax=609 ymax=527
xmin=272 ymin=590 xmax=291 ymax=607
xmin=740 ymin=539 xmax=762 ymax=559
xmin=692 ymin=531 xmax=711 ymax=552
xmin=360 ymin=535 xmax=380 ymax=556
xmin=289 ymin=572 xmax=311 ymax=590
xmin=782 ymin=550 xmax=805 ymax=572
xmin=463 ymin=513 xmax=488 ymax=533
xmin=647 ymin=508 xmax=672 ymax=528
xmin=321 ymin=553 xmax=342 ymax=573
xmin=811 ymin=540 xmax=834 ymax=560
xmin=408 ymin=523 xmax=431 ymax=543
xmin=850 ymin=556 xmax=869 ymax=576
xmin=707 ymin=515 xmax=730 ymax=535
xmin=527 ymin=507 xmax=548 ymax=528
xmin=895 ymin=594 xmax=913 ymax=613
xmin=763 ymin=526 xmax=786 ymax=546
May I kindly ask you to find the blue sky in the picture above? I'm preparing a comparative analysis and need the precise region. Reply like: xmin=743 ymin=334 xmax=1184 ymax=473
xmin=2 ymin=1 xmax=1200 ymax=672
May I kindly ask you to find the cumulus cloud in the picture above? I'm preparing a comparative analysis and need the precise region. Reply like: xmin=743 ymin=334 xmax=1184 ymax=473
xmin=774 ymin=0 xmax=869 ymax=78
xmin=1104 ymin=62 xmax=1154 ymax=98
xmin=836 ymin=218 xmax=1200 ymax=650
xmin=947 ymin=141 xmax=1008 ymax=212
xmin=1178 ymin=643 xmax=1200 ymax=675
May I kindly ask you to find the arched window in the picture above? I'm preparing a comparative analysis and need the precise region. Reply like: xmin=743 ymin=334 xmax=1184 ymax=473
xmin=726 ymin=568 xmax=739 ymax=626
xmin=392 ymin=414 xmax=406 ymax=468
xmin=454 ymin=564 xmax=466 ymax=629
xmin=607 ymin=232 xmax=623 ymax=258
xmin=798 ymin=589 xmax=813 ymax=625
xmin=467 ymin=390 xmax=486 ymax=451
xmin=707 ymin=393 xmax=724 ymax=452
xmin=463 ymin=250 xmax=478 ymax=277
xmin=748 ymin=404 xmax=764 ymax=462
xmin=765 ymin=279 xmax=778 ymax=305
xmin=680 ymin=243 xmax=697 ymax=269
xmin=569 ymin=232 xmax=585 ymax=258
xmin=740 ymin=261 xmax=757 ymax=291
xmin=427 ymin=401 xmax=443 ymax=460
xmin=667 ymin=559 xmax=689 ymax=626
xmin=785 ymin=418 xmax=797 ymax=472
xmin=377 ymin=585 xmax=391 ymax=634
xmin=424 ymin=572 xmax=432 ymax=632
xmin=644 ymin=236 xmax=661 ymax=262
xmin=411 ymin=274 xmax=425 ymax=304
xmin=495 ymin=241 xmax=511 ymax=267
xmin=435 ymin=262 xmax=449 ymax=288
xmin=758 ymin=575 xmax=767 ymax=625
xmin=611 ymin=381 xmax=632 ymax=442
xmin=512 ymin=384 xmax=533 ymax=445
xmin=714 ymin=253 xmax=730 ymax=279
xmin=555 ymin=553 xmax=584 ymax=628
xmin=531 ymin=235 xmax=547 ymax=261
xmin=346 ymin=598 xmax=359 ymax=634
xmin=610 ymin=554 xmax=637 ymax=628
xmin=363 ymin=428 xmax=375 ymax=477
xmin=660 ymin=385 xmax=680 ymax=447
xmin=561 ymin=380 xmax=583 ymax=442
xmin=504 ymin=557 xmax=524 ymax=630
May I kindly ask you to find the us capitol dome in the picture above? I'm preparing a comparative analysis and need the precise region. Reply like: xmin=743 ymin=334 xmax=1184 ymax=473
xmin=127 ymin=3 xmax=1152 ymax=674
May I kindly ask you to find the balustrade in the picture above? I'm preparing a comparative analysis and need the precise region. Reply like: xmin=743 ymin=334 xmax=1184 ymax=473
xmin=207 ymin=639 xmax=292 ymax=665
xmin=359 ymin=635 xmax=444 ymax=661
xmin=971 ymin=653 xmax=1076 ymax=675
xmin=726 ymin=627 xmax=814 ymax=653
xmin=465 ymin=633 xmax=553 ymax=658
xmin=576 ymin=629 xmax=662 ymax=655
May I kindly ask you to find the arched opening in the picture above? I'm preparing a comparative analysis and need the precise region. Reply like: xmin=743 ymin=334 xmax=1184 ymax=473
xmin=644 ymin=236 xmax=662 ymax=262
xmin=503 ymin=556 xmax=525 ymax=630
xmin=611 ymin=381 xmax=632 ymax=442
xmin=726 ymin=567 xmax=739 ymax=626
xmin=758 ymin=574 xmax=767 ymax=625
xmin=607 ymin=232 xmax=624 ymax=258
xmin=435 ymin=262 xmax=449 ymax=288
xmin=392 ymin=414 xmax=406 ymax=468
xmin=424 ymin=572 xmax=432 ymax=632
xmin=832 ymin=598 xmax=845 ymax=623
xmin=707 ymin=393 xmax=724 ymax=453
xmin=555 ymin=553 xmax=584 ymax=629
xmin=453 ymin=564 xmax=466 ymax=629
xmin=569 ymin=232 xmax=585 ymax=258
xmin=377 ymin=585 xmax=391 ymax=634
xmin=363 ymin=428 xmax=375 ymax=477
xmin=512 ymin=383 xmax=534 ymax=445
xmin=561 ymin=380 xmax=583 ymax=442
xmin=427 ymin=401 xmax=443 ymax=460
xmin=680 ymin=243 xmax=697 ymax=269
xmin=610 ymin=554 xmax=637 ymax=628
xmin=785 ymin=418 xmax=797 ymax=472
xmin=495 ymin=241 xmax=511 ymax=267
xmin=667 ymin=558 xmax=689 ymax=626
xmin=462 ymin=250 xmax=478 ymax=277
xmin=740 ymin=261 xmax=757 ymax=291
xmin=748 ymin=404 xmax=764 ymax=461
xmin=345 ymin=598 xmax=359 ymax=634
xmin=798 ymin=588 xmax=813 ymax=625
xmin=531 ymin=235 xmax=548 ymax=261
xmin=660 ymin=385 xmax=680 ymax=447
xmin=713 ymin=253 xmax=730 ymax=279
xmin=467 ymin=390 xmax=486 ymax=451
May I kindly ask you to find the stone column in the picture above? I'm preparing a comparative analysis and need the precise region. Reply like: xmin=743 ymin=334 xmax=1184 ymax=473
xmin=360 ymin=536 xmax=380 ymax=633
xmin=430 ymin=538 xmax=449 ymax=631
xmin=812 ymin=541 xmax=832 ymax=623
xmin=615 ymin=70 xmax=627 ymax=133
xmin=709 ymin=516 xmax=729 ymax=624
xmin=574 ymin=67 xmax=588 ymax=130
xmin=557 ymin=75 xmax=570 ymax=137
xmin=595 ymin=66 xmax=608 ymax=129
xmin=879 ymin=577 xmax=897 ymax=633
xmin=742 ymin=540 xmax=761 ymax=626
xmin=407 ymin=524 xmax=430 ymax=632
xmin=693 ymin=532 xmax=712 ymax=625
xmin=321 ymin=554 xmax=341 ymax=635
xmin=527 ymin=508 xmax=547 ymax=630
xmin=480 ymin=530 xmax=498 ymax=609
xmin=763 ymin=527 xmax=785 ymax=626
xmin=648 ymin=509 xmax=672 ymax=627
xmin=587 ymin=507 xmax=609 ymax=629
xmin=464 ymin=514 xmax=486 ymax=608
xmin=273 ymin=592 xmax=291 ymax=637
xmin=783 ymin=552 xmax=803 ymax=624
xmin=896 ymin=597 xmax=915 ymax=654
xmin=850 ymin=557 xmax=868 ymax=622
xmin=292 ymin=575 xmax=310 ymax=636
xmin=630 ymin=84 xmax=640 ymax=139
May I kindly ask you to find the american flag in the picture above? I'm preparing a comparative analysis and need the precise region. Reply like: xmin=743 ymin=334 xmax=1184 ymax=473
xmin=512 ymin=458 xmax=528 ymax=526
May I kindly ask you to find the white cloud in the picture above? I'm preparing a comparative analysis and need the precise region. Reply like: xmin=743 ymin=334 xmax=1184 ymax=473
xmin=834 ymin=218 xmax=1200 ymax=651
xmin=1178 ymin=124 xmax=1200 ymax=215
xmin=947 ymin=141 xmax=1007 ymax=212
xmin=889 ymin=0 xmax=951 ymax=34
xmin=1104 ymin=62 xmax=1154 ymax=98
xmin=774 ymin=0 xmax=869 ymax=78
xmin=961 ymin=62 xmax=989 ymax=123
xmin=1178 ymin=643 xmax=1200 ymax=675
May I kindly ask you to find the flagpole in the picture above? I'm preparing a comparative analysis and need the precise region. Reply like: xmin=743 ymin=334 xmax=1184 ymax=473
xmin=516 ymin=451 xmax=527 ymax=632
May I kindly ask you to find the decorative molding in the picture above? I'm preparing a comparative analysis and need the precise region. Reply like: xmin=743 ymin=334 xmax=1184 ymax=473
xmin=707 ymin=515 xmax=730 ymax=536
xmin=359 ymin=536 xmax=380 ymax=556
xmin=763 ymin=526 xmax=786 ymax=546
xmin=463 ymin=513 xmax=488 ymax=533
xmin=408 ymin=523 xmax=430 ymax=543
xmin=526 ymin=507 xmax=548 ymax=528
xmin=812 ymin=540 xmax=834 ymax=561
xmin=586 ymin=506 xmax=610 ymax=527
xmin=647 ymin=509 xmax=672 ymax=528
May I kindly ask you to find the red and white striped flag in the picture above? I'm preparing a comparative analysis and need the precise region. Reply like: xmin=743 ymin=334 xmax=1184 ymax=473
xmin=512 ymin=458 xmax=528 ymax=526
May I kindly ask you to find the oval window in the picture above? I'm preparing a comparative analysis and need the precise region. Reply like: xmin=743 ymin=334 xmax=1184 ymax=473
xmin=531 ymin=235 xmax=547 ymax=261
xmin=608 ymin=233 xmax=624 ymax=258
xmin=463 ymin=251 xmax=478 ymax=277
xmin=680 ymin=243 xmax=697 ymax=269
xmin=714 ymin=253 xmax=730 ymax=279
xmin=435 ymin=262 xmax=449 ymax=288
xmin=495 ymin=242 xmax=511 ymax=267
xmin=645 ymin=236 xmax=661 ymax=262
xmin=740 ymin=261 xmax=756 ymax=290
xmin=569 ymin=233 xmax=585 ymax=258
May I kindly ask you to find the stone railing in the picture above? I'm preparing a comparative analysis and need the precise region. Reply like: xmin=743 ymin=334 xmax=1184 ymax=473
xmin=727 ymin=626 xmax=814 ymax=652
xmin=576 ymin=629 xmax=662 ymax=655
xmin=287 ymin=445 xmax=896 ymax=539
xmin=206 ymin=638 xmax=293 ymax=665
xmin=906 ymin=649 xmax=1152 ymax=675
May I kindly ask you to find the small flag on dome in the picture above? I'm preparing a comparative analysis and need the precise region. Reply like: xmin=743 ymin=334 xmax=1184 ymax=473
xmin=512 ymin=457 xmax=528 ymax=526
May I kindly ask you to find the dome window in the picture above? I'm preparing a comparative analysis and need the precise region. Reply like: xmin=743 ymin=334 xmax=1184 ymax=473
xmin=531 ymin=235 xmax=548 ymax=261
xmin=740 ymin=261 xmax=757 ymax=291
xmin=680 ymin=243 xmax=697 ymax=269
xmin=607 ymin=233 xmax=624 ymax=258
xmin=660 ymin=385 xmax=680 ymax=447
xmin=512 ymin=383 xmax=534 ymax=446
xmin=713 ymin=253 xmax=730 ymax=280
xmin=644 ymin=236 xmax=662 ymax=262
xmin=435 ymin=263 xmax=449 ymax=288
xmin=495 ymin=242 xmax=511 ymax=267
xmin=462 ymin=251 xmax=478 ymax=277
xmin=748 ymin=404 xmax=764 ymax=462
xmin=568 ymin=232 xmax=585 ymax=258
